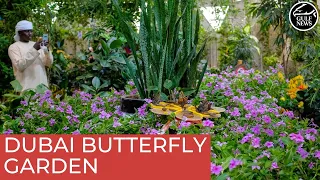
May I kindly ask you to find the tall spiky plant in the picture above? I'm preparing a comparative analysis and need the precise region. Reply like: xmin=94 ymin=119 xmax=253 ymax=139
xmin=113 ymin=0 xmax=207 ymax=100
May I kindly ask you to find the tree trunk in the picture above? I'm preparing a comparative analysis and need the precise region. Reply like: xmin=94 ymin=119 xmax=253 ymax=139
xmin=281 ymin=34 xmax=291 ymax=77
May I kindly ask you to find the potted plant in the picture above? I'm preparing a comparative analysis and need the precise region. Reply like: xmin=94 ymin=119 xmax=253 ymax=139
xmin=113 ymin=0 xmax=208 ymax=113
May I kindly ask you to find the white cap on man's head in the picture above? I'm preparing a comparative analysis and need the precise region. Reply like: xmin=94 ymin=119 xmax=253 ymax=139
xmin=14 ymin=20 xmax=33 ymax=42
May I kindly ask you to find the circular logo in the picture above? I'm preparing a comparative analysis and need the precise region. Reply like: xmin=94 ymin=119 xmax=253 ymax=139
xmin=289 ymin=1 xmax=319 ymax=31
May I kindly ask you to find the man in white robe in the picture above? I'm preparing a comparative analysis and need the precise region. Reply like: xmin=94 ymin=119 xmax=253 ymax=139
xmin=8 ymin=20 xmax=53 ymax=92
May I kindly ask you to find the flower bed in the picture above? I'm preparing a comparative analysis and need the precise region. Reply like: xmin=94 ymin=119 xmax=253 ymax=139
xmin=1 ymin=66 xmax=319 ymax=179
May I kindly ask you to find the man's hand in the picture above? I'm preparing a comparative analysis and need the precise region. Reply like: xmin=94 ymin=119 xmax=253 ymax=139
xmin=33 ymin=37 xmax=42 ymax=50
xmin=33 ymin=37 xmax=50 ymax=50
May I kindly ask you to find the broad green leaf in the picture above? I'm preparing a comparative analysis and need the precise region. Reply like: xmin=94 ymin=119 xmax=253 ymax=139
xmin=92 ymin=77 xmax=101 ymax=89
xmin=109 ymin=39 xmax=123 ymax=49
xmin=99 ymin=81 xmax=110 ymax=89
xmin=112 ymin=56 xmax=126 ymax=64
xmin=160 ymin=92 xmax=168 ymax=101
xmin=10 ymin=80 xmax=22 ymax=92
xmin=97 ymin=91 xmax=109 ymax=97
xmin=81 ymin=84 xmax=95 ymax=92
xmin=100 ymin=60 xmax=111 ymax=67
xmin=36 ymin=84 xmax=48 ymax=94
xmin=164 ymin=79 xmax=173 ymax=90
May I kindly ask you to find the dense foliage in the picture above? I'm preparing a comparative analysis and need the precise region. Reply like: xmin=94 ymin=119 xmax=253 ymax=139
xmin=2 ymin=66 xmax=319 ymax=179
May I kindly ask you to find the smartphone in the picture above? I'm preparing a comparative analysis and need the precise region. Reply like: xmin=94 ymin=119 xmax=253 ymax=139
xmin=42 ymin=34 xmax=49 ymax=42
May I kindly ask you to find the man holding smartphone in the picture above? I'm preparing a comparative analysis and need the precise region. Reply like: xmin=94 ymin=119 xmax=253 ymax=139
xmin=8 ymin=20 xmax=53 ymax=92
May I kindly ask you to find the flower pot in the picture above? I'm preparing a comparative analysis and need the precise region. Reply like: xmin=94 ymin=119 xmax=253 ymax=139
xmin=120 ymin=95 xmax=145 ymax=114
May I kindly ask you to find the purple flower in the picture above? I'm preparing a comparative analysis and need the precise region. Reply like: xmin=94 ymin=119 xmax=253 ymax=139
xmin=271 ymin=162 xmax=279 ymax=170
xmin=309 ymin=162 xmax=315 ymax=169
xmin=289 ymin=133 xmax=304 ymax=144
xmin=20 ymin=100 xmax=28 ymax=106
xmin=66 ymin=105 xmax=73 ymax=114
xmin=137 ymin=104 xmax=147 ymax=117
xmin=313 ymin=150 xmax=320 ymax=159
xmin=240 ymin=136 xmax=249 ymax=144
xmin=245 ymin=113 xmax=251 ymax=119
xmin=179 ymin=121 xmax=191 ymax=129
xmin=229 ymin=159 xmax=242 ymax=170
xmin=305 ymin=128 xmax=318 ymax=135
xmin=36 ymin=127 xmax=46 ymax=132
xmin=251 ymin=124 xmax=261 ymax=135
xmin=230 ymin=108 xmax=241 ymax=117
xmin=251 ymin=137 xmax=261 ymax=148
xmin=305 ymin=134 xmax=316 ymax=142
xmin=84 ymin=123 xmax=90 ymax=130
xmin=3 ymin=129 xmax=13 ymax=135
xmin=199 ymin=91 xmax=206 ymax=99
xmin=19 ymin=121 xmax=25 ymax=126
xmin=113 ymin=120 xmax=122 ymax=128
xmin=72 ymin=130 xmax=81 ymax=135
xmin=211 ymin=163 xmax=223 ymax=175
xmin=203 ymin=120 xmax=214 ymax=128
xmin=284 ymin=111 xmax=294 ymax=119
xmin=129 ymin=120 xmax=135 ymax=124
xmin=144 ymin=98 xmax=153 ymax=104
xmin=128 ymin=80 xmax=135 ymax=86
xmin=264 ymin=141 xmax=274 ymax=148
xmin=278 ymin=139 xmax=285 ymax=148
xmin=264 ymin=129 xmax=274 ymax=137
xmin=56 ymin=106 xmax=64 ymax=113
xmin=20 ymin=129 xmax=26 ymax=133
xmin=99 ymin=111 xmax=112 ymax=119
xmin=63 ymin=126 xmax=69 ymax=131
xmin=262 ymin=115 xmax=271 ymax=124
xmin=24 ymin=112 xmax=33 ymax=120
xmin=49 ymin=118 xmax=56 ymax=126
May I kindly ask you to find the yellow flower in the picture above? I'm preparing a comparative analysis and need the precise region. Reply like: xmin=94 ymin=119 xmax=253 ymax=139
xmin=277 ymin=72 xmax=285 ymax=82
xmin=280 ymin=97 xmax=285 ymax=101
xmin=287 ymin=75 xmax=308 ymax=99
xmin=298 ymin=101 xmax=304 ymax=108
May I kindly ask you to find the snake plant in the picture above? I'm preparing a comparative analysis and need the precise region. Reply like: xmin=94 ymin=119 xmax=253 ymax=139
xmin=113 ymin=0 xmax=207 ymax=100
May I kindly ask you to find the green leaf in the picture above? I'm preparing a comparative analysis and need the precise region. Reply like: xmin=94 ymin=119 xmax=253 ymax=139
xmin=97 ymin=91 xmax=109 ymax=97
xmin=147 ymin=86 xmax=158 ymax=91
xmin=99 ymin=81 xmax=110 ymax=89
xmin=100 ymin=60 xmax=111 ymax=67
xmin=100 ymin=39 xmax=110 ymax=56
xmin=10 ymin=80 xmax=22 ymax=92
xmin=2 ymin=94 xmax=21 ymax=99
xmin=36 ymin=84 xmax=48 ymax=94
xmin=164 ymin=79 xmax=173 ymax=90
xmin=1 ymin=115 xmax=12 ymax=121
xmin=109 ymin=39 xmax=123 ymax=49
xmin=81 ymin=84 xmax=95 ymax=92
xmin=217 ymin=173 xmax=229 ymax=180
xmin=160 ymin=93 xmax=168 ymax=101
xmin=244 ymin=25 xmax=251 ymax=34
xmin=112 ymin=56 xmax=126 ymax=64
xmin=222 ymin=156 xmax=233 ymax=170
xmin=92 ymin=65 xmax=100 ymax=70
xmin=92 ymin=77 xmax=101 ymax=89
xmin=264 ymin=161 xmax=272 ymax=169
